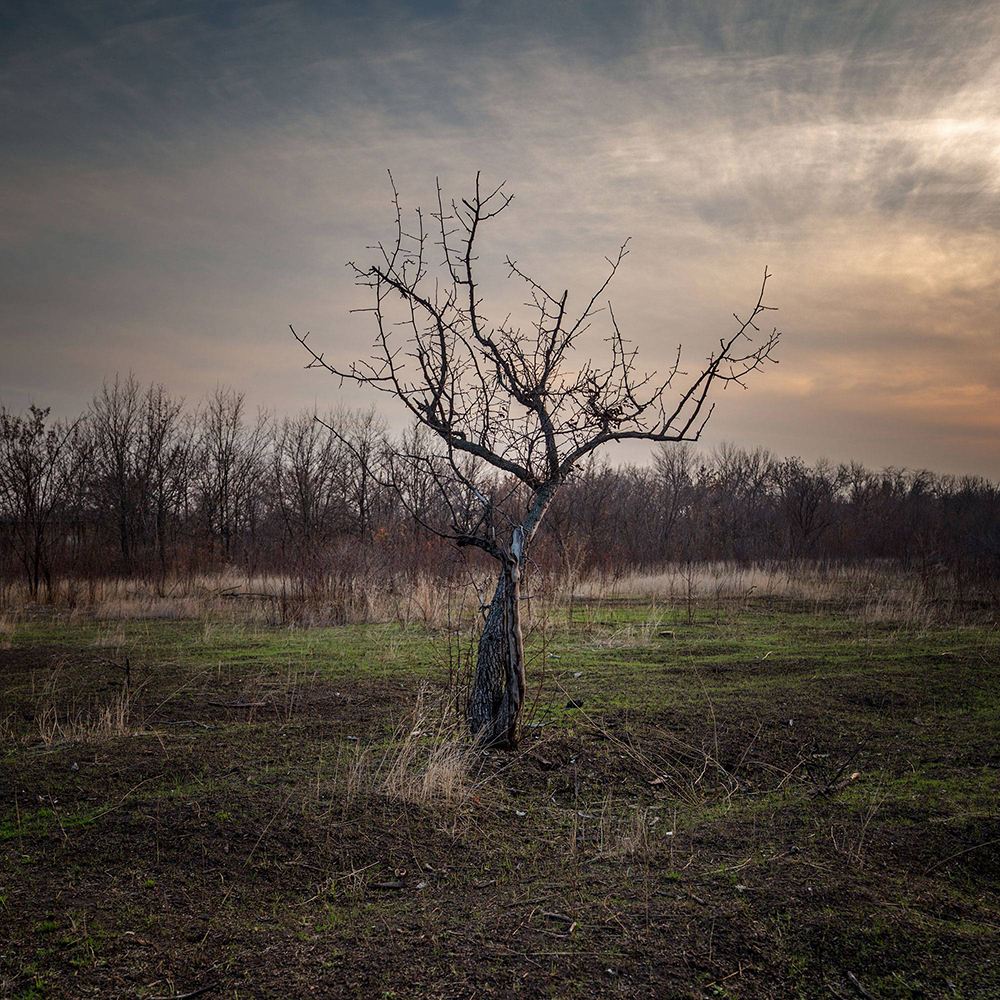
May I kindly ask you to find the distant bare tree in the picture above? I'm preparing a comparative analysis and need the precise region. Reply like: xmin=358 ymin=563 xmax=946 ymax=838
xmin=195 ymin=387 xmax=271 ymax=568
xmin=272 ymin=410 xmax=347 ymax=589
xmin=294 ymin=174 xmax=781 ymax=747
xmin=0 ymin=406 xmax=87 ymax=599
xmin=774 ymin=457 xmax=843 ymax=558
xmin=144 ymin=383 xmax=192 ymax=585
xmin=90 ymin=375 xmax=190 ymax=581
xmin=90 ymin=374 xmax=146 ymax=573
xmin=653 ymin=443 xmax=695 ymax=557
xmin=338 ymin=407 xmax=386 ymax=541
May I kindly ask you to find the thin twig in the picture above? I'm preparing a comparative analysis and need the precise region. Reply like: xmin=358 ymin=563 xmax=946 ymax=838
xmin=149 ymin=983 xmax=221 ymax=1000
xmin=924 ymin=837 xmax=1000 ymax=876
xmin=847 ymin=971 xmax=878 ymax=1000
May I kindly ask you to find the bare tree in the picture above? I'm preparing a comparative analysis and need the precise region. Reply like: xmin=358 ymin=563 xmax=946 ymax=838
xmin=272 ymin=409 xmax=348 ymax=590
xmin=90 ymin=374 xmax=146 ymax=573
xmin=652 ymin=443 xmax=695 ymax=557
xmin=194 ymin=387 xmax=271 ymax=570
xmin=293 ymin=174 xmax=781 ymax=748
xmin=338 ymin=407 xmax=387 ymax=542
xmin=0 ymin=406 xmax=87 ymax=599
xmin=774 ymin=457 xmax=843 ymax=559
xmin=90 ymin=375 xmax=189 ymax=581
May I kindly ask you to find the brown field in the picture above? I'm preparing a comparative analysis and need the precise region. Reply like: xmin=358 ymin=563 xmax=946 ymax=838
xmin=1 ymin=566 xmax=998 ymax=998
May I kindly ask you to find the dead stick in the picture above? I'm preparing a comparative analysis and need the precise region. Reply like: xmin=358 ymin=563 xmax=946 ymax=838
xmin=89 ymin=773 xmax=166 ymax=823
xmin=847 ymin=971 xmax=878 ymax=1000
xmin=924 ymin=837 xmax=1000 ymax=875
xmin=150 ymin=983 xmax=221 ymax=1000
xmin=704 ymin=963 xmax=744 ymax=989
xmin=149 ymin=720 xmax=217 ymax=730
xmin=811 ymin=739 xmax=867 ymax=798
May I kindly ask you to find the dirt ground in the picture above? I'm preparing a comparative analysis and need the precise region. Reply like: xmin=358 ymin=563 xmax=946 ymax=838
xmin=1 ymin=600 xmax=998 ymax=998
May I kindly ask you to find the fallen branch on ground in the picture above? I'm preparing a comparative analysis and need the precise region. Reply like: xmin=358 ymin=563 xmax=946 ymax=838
xmin=924 ymin=837 xmax=1000 ymax=875
xmin=847 ymin=971 xmax=877 ymax=1000
xmin=150 ymin=983 xmax=221 ymax=1000
xmin=148 ymin=720 xmax=217 ymax=730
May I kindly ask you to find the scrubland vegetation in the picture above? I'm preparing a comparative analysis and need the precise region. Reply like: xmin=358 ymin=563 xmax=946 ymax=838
xmin=2 ymin=376 xmax=999 ymax=611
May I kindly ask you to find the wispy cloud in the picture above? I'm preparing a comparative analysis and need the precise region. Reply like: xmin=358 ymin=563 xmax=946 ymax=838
xmin=1 ymin=0 xmax=998 ymax=475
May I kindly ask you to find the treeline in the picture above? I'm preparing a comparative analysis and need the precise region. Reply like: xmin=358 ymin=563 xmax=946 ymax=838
xmin=1 ymin=376 xmax=998 ymax=599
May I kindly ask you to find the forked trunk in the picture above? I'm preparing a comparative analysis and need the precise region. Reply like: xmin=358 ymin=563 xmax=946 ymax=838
xmin=468 ymin=535 xmax=526 ymax=750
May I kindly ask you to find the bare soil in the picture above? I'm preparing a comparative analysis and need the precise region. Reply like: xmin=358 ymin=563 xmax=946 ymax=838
xmin=1 ymin=605 xmax=998 ymax=998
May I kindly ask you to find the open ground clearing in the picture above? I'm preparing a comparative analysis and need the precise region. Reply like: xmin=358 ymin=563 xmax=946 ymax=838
xmin=1 ymin=592 xmax=998 ymax=998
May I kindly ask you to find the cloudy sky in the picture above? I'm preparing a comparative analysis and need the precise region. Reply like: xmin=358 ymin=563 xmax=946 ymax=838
xmin=2 ymin=0 xmax=998 ymax=476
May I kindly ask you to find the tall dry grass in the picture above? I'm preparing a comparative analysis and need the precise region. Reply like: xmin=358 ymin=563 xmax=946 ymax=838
xmin=0 ymin=559 xmax=979 ymax=627
xmin=34 ymin=685 xmax=137 ymax=745
xmin=0 ymin=611 xmax=20 ymax=648
xmin=0 ymin=570 xmax=484 ymax=627
xmin=597 ymin=797 xmax=654 ymax=858
xmin=564 ymin=560 xmax=970 ymax=625
xmin=341 ymin=685 xmax=486 ymax=813
xmin=569 ymin=560 xmax=867 ymax=603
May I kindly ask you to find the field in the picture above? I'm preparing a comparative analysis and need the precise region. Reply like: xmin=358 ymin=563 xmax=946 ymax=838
xmin=1 ymin=573 xmax=998 ymax=999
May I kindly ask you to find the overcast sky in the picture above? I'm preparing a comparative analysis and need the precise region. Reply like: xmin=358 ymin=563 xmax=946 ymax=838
xmin=2 ymin=0 xmax=998 ymax=477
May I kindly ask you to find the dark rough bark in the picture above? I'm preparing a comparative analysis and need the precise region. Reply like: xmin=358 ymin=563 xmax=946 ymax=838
xmin=468 ymin=558 xmax=526 ymax=750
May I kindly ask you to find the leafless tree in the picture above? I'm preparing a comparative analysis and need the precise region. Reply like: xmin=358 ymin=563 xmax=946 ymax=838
xmin=293 ymin=174 xmax=781 ymax=747
xmin=337 ymin=407 xmax=387 ymax=542
xmin=90 ymin=374 xmax=147 ymax=573
xmin=0 ymin=406 xmax=88 ymax=599
xmin=774 ymin=457 xmax=843 ymax=558
xmin=272 ymin=409 xmax=348 ymax=590
xmin=90 ymin=375 xmax=190 ymax=581
xmin=653 ymin=443 xmax=695 ymax=555
xmin=194 ymin=387 xmax=271 ymax=570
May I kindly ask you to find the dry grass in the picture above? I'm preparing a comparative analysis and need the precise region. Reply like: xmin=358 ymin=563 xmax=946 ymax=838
xmin=566 ymin=560 xmax=966 ymax=624
xmin=0 ymin=559 xmax=974 ymax=628
xmin=588 ymin=619 xmax=667 ymax=648
xmin=380 ymin=688 xmax=481 ymax=809
xmin=34 ymin=685 xmax=138 ymax=745
xmin=597 ymin=796 xmax=654 ymax=858
xmin=342 ymin=686 xmax=485 ymax=814
xmin=0 ymin=611 xmax=20 ymax=649
xmin=855 ymin=584 xmax=934 ymax=626
xmin=570 ymin=561 xmax=856 ymax=603
xmin=0 ymin=648 xmax=141 ymax=747
xmin=0 ymin=570 xmax=482 ymax=627
xmin=92 ymin=621 xmax=129 ymax=646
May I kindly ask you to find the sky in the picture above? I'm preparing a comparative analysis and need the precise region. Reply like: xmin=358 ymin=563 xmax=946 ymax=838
xmin=2 ymin=0 xmax=998 ymax=478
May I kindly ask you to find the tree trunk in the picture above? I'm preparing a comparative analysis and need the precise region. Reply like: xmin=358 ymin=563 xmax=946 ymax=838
xmin=468 ymin=534 xmax=526 ymax=750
